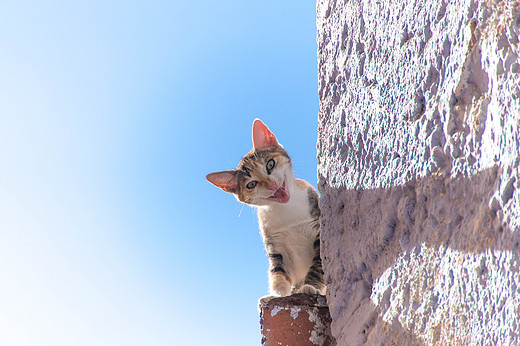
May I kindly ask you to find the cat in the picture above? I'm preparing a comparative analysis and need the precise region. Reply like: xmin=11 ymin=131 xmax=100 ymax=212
xmin=206 ymin=119 xmax=325 ymax=307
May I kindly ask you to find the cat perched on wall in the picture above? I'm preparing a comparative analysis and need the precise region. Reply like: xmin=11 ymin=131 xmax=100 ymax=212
xmin=207 ymin=119 xmax=325 ymax=306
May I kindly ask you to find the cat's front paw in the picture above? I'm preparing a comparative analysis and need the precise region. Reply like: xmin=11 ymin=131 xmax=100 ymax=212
xmin=296 ymin=284 xmax=320 ymax=295
xmin=258 ymin=295 xmax=276 ymax=312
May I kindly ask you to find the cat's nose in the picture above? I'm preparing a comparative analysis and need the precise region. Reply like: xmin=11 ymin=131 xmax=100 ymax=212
xmin=267 ymin=181 xmax=277 ymax=191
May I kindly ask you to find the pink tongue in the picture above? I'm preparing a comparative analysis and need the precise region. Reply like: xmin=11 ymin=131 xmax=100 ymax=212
xmin=274 ymin=187 xmax=289 ymax=202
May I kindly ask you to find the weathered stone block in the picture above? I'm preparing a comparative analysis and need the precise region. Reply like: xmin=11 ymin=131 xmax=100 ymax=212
xmin=260 ymin=294 xmax=335 ymax=346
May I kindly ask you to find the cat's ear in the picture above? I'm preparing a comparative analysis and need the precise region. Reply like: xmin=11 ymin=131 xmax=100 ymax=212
xmin=206 ymin=170 xmax=238 ymax=193
xmin=252 ymin=119 xmax=279 ymax=150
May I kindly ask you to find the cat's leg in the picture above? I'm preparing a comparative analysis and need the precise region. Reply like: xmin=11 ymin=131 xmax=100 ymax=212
xmin=258 ymin=252 xmax=293 ymax=311
xmin=258 ymin=272 xmax=291 ymax=311
xmin=298 ymin=236 xmax=325 ymax=295
xmin=267 ymin=253 xmax=293 ymax=296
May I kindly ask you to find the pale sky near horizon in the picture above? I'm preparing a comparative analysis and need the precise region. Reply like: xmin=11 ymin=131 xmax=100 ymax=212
xmin=0 ymin=1 xmax=318 ymax=345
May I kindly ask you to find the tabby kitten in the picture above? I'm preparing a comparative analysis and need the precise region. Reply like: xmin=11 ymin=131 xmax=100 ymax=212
xmin=206 ymin=119 xmax=325 ymax=306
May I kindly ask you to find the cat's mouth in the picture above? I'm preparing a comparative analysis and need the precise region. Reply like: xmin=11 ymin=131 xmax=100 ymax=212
xmin=267 ymin=179 xmax=290 ymax=203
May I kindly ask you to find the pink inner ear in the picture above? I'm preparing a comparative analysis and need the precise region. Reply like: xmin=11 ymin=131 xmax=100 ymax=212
xmin=252 ymin=119 xmax=279 ymax=149
xmin=206 ymin=171 xmax=238 ymax=193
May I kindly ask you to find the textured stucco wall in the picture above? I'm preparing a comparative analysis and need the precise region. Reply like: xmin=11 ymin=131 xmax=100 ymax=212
xmin=316 ymin=0 xmax=520 ymax=344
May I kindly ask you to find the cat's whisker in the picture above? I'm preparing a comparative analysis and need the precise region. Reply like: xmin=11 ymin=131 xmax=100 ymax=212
xmin=238 ymin=204 xmax=245 ymax=218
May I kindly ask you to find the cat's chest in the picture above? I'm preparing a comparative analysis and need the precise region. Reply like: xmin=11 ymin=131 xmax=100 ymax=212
xmin=257 ymin=188 xmax=316 ymax=235
xmin=261 ymin=209 xmax=311 ymax=230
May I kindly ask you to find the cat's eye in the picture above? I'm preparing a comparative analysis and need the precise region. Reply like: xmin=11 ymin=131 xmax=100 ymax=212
xmin=246 ymin=181 xmax=257 ymax=189
xmin=266 ymin=159 xmax=275 ymax=174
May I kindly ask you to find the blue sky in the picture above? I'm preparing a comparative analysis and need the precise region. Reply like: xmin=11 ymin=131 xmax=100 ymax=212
xmin=0 ymin=1 xmax=318 ymax=345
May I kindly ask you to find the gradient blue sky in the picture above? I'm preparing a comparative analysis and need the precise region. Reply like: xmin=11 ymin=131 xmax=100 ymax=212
xmin=0 ymin=1 xmax=318 ymax=345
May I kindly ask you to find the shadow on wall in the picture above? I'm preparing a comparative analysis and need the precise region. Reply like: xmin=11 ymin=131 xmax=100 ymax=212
xmin=319 ymin=164 xmax=519 ymax=343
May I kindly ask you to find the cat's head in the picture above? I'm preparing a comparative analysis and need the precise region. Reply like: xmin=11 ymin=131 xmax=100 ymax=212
xmin=207 ymin=119 xmax=294 ymax=206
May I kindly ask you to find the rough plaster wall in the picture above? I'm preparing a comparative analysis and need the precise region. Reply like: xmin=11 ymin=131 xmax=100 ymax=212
xmin=316 ymin=0 xmax=520 ymax=344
